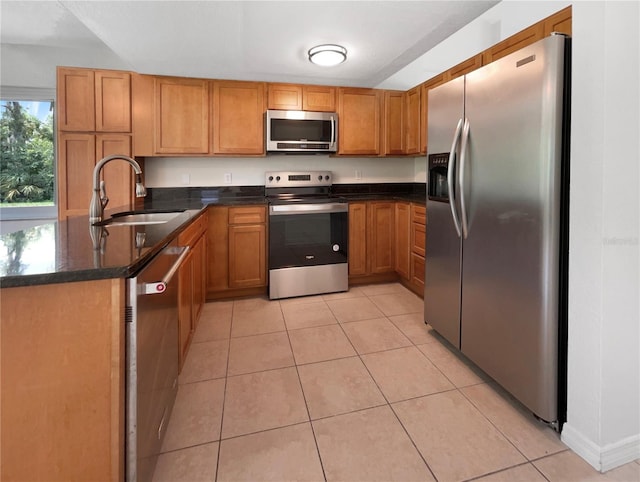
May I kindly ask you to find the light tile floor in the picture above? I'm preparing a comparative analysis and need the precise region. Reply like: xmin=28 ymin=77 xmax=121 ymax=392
xmin=154 ymin=282 xmax=640 ymax=482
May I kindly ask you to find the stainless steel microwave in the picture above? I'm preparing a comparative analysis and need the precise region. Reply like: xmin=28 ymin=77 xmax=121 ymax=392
xmin=266 ymin=110 xmax=338 ymax=153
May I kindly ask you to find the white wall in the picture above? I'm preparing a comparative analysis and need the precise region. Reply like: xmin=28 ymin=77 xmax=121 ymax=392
xmin=561 ymin=0 xmax=640 ymax=471
xmin=143 ymin=155 xmax=419 ymax=187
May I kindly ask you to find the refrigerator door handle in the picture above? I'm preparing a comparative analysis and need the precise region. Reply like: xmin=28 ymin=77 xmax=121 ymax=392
xmin=447 ymin=118 xmax=464 ymax=238
xmin=459 ymin=118 xmax=471 ymax=239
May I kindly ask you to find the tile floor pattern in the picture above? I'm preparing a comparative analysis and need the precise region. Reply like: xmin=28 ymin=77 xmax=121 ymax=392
xmin=153 ymin=283 xmax=640 ymax=482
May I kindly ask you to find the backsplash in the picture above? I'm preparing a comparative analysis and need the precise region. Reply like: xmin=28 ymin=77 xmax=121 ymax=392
xmin=142 ymin=155 xmax=426 ymax=188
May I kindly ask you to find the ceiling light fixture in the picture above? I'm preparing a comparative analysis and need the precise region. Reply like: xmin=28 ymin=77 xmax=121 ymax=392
xmin=308 ymin=44 xmax=347 ymax=67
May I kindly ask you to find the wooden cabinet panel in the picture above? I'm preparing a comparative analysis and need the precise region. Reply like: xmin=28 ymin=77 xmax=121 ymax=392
xmin=1 ymin=279 xmax=124 ymax=481
xmin=207 ymin=206 xmax=229 ymax=293
xmin=96 ymin=134 xmax=133 ymax=212
xmin=543 ymin=6 xmax=572 ymax=36
xmin=411 ymin=222 xmax=426 ymax=257
xmin=338 ymin=88 xmax=382 ymax=156
xmin=447 ymin=54 xmax=483 ymax=81
xmin=411 ymin=204 xmax=426 ymax=225
xmin=405 ymin=85 xmax=421 ymax=155
xmin=57 ymin=133 xmax=95 ymax=218
xmin=384 ymin=91 xmax=405 ymax=156
xmin=348 ymin=202 xmax=367 ymax=276
xmin=57 ymin=67 xmax=95 ymax=132
xmin=212 ymin=80 xmax=265 ymax=155
xmin=420 ymin=72 xmax=449 ymax=154
xmin=229 ymin=206 xmax=266 ymax=224
xmin=155 ymin=77 xmax=209 ymax=154
xmin=411 ymin=253 xmax=425 ymax=291
xmin=303 ymin=85 xmax=336 ymax=112
xmin=482 ymin=23 xmax=545 ymax=65
xmin=268 ymin=83 xmax=302 ymax=110
xmin=178 ymin=249 xmax=194 ymax=368
xmin=132 ymin=73 xmax=155 ymax=156
xmin=395 ymin=202 xmax=411 ymax=279
xmin=368 ymin=201 xmax=395 ymax=274
xmin=228 ymin=224 xmax=266 ymax=288
xmin=192 ymin=233 xmax=206 ymax=325
xmin=95 ymin=70 xmax=131 ymax=132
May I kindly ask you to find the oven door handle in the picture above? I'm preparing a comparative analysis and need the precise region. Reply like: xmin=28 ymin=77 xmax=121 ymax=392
xmin=269 ymin=203 xmax=348 ymax=215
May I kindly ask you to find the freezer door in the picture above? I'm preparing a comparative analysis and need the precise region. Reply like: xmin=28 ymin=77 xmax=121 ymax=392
xmin=425 ymin=77 xmax=464 ymax=347
xmin=460 ymin=35 xmax=566 ymax=422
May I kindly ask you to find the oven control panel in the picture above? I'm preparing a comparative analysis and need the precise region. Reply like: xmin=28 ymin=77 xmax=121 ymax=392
xmin=265 ymin=171 xmax=333 ymax=187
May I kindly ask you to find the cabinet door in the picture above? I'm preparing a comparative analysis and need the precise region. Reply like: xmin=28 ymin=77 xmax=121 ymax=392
xmin=411 ymin=253 xmax=425 ymax=291
xmin=155 ymin=77 xmax=210 ymax=154
xmin=395 ymin=202 xmax=411 ymax=279
xmin=411 ymin=222 xmax=426 ymax=257
xmin=421 ymin=72 xmax=449 ymax=154
xmin=57 ymin=67 xmax=95 ymax=132
xmin=228 ymin=224 xmax=266 ymax=288
xmin=368 ymin=201 xmax=395 ymax=274
xmin=348 ymin=202 xmax=368 ymax=276
xmin=482 ymin=23 xmax=545 ymax=65
xmin=405 ymin=86 xmax=421 ymax=155
xmin=303 ymin=85 xmax=336 ymax=112
xmin=338 ymin=88 xmax=382 ymax=155
xmin=207 ymin=206 xmax=229 ymax=293
xmin=267 ymin=83 xmax=302 ymax=110
xmin=95 ymin=134 xmax=133 ymax=211
xmin=57 ymin=133 xmax=95 ymax=218
xmin=95 ymin=70 xmax=131 ymax=132
xmin=543 ymin=6 xmax=571 ymax=36
xmin=384 ymin=91 xmax=405 ymax=156
xmin=192 ymin=233 xmax=206 ymax=325
xmin=212 ymin=81 xmax=266 ymax=155
xmin=178 ymin=250 xmax=194 ymax=369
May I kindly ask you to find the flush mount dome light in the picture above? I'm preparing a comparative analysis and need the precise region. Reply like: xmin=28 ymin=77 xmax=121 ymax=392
xmin=308 ymin=44 xmax=347 ymax=66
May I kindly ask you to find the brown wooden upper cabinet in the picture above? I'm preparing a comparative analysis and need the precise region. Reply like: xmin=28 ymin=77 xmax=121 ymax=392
xmin=58 ymin=67 xmax=131 ymax=133
xmin=483 ymin=23 xmax=545 ymax=64
xmin=405 ymin=85 xmax=421 ymax=155
xmin=420 ymin=72 xmax=449 ymax=154
xmin=267 ymin=83 xmax=337 ymax=112
xmin=543 ymin=6 xmax=572 ymax=36
xmin=154 ymin=77 xmax=210 ymax=154
xmin=212 ymin=80 xmax=266 ymax=155
xmin=447 ymin=54 xmax=483 ymax=81
xmin=383 ymin=91 xmax=405 ymax=156
xmin=337 ymin=88 xmax=382 ymax=156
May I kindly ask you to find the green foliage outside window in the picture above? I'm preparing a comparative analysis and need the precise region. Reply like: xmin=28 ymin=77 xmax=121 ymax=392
xmin=0 ymin=101 xmax=55 ymax=204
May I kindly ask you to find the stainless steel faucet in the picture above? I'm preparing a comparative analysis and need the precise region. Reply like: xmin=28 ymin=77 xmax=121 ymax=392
xmin=89 ymin=155 xmax=146 ymax=224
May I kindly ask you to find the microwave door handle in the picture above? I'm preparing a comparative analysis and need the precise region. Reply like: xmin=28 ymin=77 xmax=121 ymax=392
xmin=330 ymin=115 xmax=336 ymax=148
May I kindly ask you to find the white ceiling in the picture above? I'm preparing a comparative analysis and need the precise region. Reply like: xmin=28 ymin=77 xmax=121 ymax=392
xmin=1 ymin=0 xmax=498 ymax=88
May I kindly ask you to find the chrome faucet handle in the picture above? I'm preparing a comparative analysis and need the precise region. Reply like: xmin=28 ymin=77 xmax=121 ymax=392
xmin=99 ymin=180 xmax=109 ymax=210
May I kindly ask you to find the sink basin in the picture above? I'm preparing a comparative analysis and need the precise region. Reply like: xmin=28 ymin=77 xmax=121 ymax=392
xmin=96 ymin=210 xmax=185 ymax=226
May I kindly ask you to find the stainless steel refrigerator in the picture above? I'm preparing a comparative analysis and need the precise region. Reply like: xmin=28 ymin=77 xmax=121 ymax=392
xmin=425 ymin=34 xmax=570 ymax=426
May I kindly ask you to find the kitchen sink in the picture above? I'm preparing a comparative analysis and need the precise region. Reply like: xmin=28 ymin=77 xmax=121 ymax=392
xmin=95 ymin=210 xmax=185 ymax=226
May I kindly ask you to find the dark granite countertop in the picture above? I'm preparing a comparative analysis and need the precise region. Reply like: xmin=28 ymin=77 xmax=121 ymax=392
xmin=0 ymin=183 xmax=425 ymax=288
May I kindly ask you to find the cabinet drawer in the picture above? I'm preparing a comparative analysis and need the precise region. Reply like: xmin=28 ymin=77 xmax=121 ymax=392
xmin=178 ymin=212 xmax=207 ymax=246
xmin=411 ymin=204 xmax=426 ymax=225
xmin=228 ymin=206 xmax=266 ymax=224
xmin=411 ymin=253 xmax=425 ymax=288
xmin=411 ymin=222 xmax=425 ymax=257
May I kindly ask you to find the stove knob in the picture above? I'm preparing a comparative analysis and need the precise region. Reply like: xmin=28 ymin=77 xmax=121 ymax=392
xmin=276 ymin=176 xmax=281 ymax=181
xmin=268 ymin=176 xmax=274 ymax=182
xmin=318 ymin=175 xmax=323 ymax=181
xmin=325 ymin=175 xmax=330 ymax=181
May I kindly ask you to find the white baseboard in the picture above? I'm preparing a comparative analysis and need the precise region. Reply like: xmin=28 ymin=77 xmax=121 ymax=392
xmin=562 ymin=423 xmax=640 ymax=472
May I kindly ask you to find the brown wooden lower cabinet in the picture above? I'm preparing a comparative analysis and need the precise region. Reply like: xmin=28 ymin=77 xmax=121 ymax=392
xmin=348 ymin=200 xmax=396 ymax=283
xmin=1 ymin=278 xmax=125 ymax=481
xmin=206 ymin=205 xmax=267 ymax=298
xmin=395 ymin=201 xmax=411 ymax=279
xmin=411 ymin=252 xmax=426 ymax=291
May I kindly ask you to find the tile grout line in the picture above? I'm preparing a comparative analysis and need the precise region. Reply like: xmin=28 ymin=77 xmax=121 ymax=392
xmin=279 ymin=298 xmax=329 ymax=482
xmin=213 ymin=300 xmax=235 ymax=482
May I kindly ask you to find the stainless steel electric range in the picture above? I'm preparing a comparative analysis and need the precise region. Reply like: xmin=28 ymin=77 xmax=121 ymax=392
xmin=265 ymin=171 xmax=348 ymax=300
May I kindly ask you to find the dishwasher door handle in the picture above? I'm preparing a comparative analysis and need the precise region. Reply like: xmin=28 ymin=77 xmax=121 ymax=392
xmin=142 ymin=246 xmax=190 ymax=295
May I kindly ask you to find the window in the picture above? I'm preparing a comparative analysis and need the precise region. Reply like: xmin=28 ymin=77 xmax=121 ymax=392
xmin=0 ymin=87 xmax=56 ymax=220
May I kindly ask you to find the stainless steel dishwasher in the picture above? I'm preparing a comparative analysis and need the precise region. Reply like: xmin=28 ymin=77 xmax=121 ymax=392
xmin=126 ymin=238 xmax=189 ymax=482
